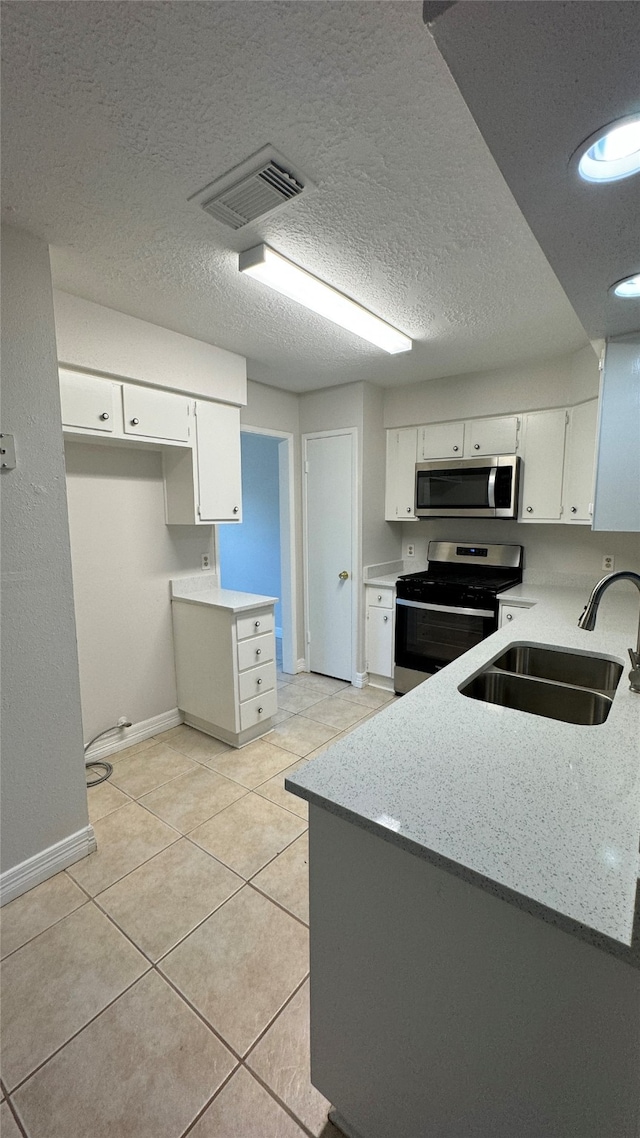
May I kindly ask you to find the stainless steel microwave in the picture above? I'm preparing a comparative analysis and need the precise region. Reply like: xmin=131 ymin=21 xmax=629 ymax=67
xmin=415 ymin=455 xmax=521 ymax=519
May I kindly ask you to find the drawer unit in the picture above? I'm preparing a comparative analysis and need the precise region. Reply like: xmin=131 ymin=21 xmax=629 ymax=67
xmin=172 ymin=594 xmax=277 ymax=748
xmin=237 ymin=632 xmax=274 ymax=671
xmin=238 ymin=661 xmax=276 ymax=703
xmin=237 ymin=610 xmax=275 ymax=640
xmin=499 ymin=603 xmax=534 ymax=628
xmin=365 ymin=584 xmax=396 ymax=689
xmin=240 ymin=689 xmax=278 ymax=733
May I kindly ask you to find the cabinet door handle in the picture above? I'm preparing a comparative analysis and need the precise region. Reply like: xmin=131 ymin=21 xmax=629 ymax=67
xmin=99 ymin=412 xmax=110 ymax=421
xmin=406 ymin=506 xmax=411 ymax=513
xmin=506 ymin=613 xmax=513 ymax=621
xmin=233 ymin=506 xmax=239 ymax=514
xmin=130 ymin=417 xmax=140 ymax=426
xmin=377 ymin=594 xmax=382 ymax=601
xmin=383 ymin=615 xmax=389 ymax=622
xmin=526 ymin=506 xmax=533 ymax=513
xmin=254 ymin=620 xmax=260 ymax=628
xmin=257 ymin=706 xmax=263 ymax=714
xmin=474 ymin=443 xmax=480 ymax=450
xmin=256 ymin=648 xmax=261 ymax=656
xmin=452 ymin=445 xmax=459 ymax=452
xmin=571 ymin=506 xmax=577 ymax=514
xmin=257 ymin=678 xmax=263 ymax=685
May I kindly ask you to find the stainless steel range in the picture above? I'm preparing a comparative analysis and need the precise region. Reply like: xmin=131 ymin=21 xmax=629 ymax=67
xmin=394 ymin=541 xmax=523 ymax=694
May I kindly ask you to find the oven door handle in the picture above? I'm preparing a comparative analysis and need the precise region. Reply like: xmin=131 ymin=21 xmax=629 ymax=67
xmin=396 ymin=598 xmax=495 ymax=619
xmin=487 ymin=465 xmax=497 ymax=510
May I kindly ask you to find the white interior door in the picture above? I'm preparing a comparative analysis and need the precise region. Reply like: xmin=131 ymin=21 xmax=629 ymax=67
xmin=304 ymin=431 xmax=354 ymax=681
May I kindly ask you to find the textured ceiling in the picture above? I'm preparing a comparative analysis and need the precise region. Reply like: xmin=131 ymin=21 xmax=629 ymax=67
xmin=1 ymin=1 xmax=587 ymax=392
xmin=428 ymin=1 xmax=640 ymax=342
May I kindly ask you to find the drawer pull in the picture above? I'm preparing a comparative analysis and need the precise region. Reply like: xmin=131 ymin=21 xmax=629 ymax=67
xmin=258 ymin=706 xmax=263 ymax=714
xmin=383 ymin=615 xmax=389 ymax=622
xmin=506 ymin=613 xmax=513 ymax=621
xmin=257 ymin=678 xmax=262 ymax=685
xmin=377 ymin=594 xmax=382 ymax=601
xmin=254 ymin=620 xmax=260 ymax=628
xmin=131 ymin=417 xmax=139 ymax=426
xmin=99 ymin=412 xmax=110 ymax=421
xmin=256 ymin=648 xmax=261 ymax=656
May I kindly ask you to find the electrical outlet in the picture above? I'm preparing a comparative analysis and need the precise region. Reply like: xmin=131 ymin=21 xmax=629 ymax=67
xmin=602 ymin=555 xmax=615 ymax=572
xmin=201 ymin=553 xmax=211 ymax=570
xmin=406 ymin=543 xmax=415 ymax=558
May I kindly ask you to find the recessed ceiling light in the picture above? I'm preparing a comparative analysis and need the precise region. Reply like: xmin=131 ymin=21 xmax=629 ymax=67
xmin=610 ymin=273 xmax=640 ymax=299
xmin=239 ymin=244 xmax=412 ymax=355
xmin=575 ymin=114 xmax=640 ymax=183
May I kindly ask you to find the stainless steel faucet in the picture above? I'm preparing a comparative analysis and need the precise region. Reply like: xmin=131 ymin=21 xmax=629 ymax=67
xmin=578 ymin=571 xmax=640 ymax=693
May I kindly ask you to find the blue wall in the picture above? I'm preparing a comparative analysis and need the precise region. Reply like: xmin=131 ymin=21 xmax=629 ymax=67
xmin=218 ymin=433 xmax=282 ymax=628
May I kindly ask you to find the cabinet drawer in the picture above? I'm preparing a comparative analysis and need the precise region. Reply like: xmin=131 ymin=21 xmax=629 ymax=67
xmin=500 ymin=604 xmax=531 ymax=628
xmin=122 ymin=385 xmax=190 ymax=442
xmin=365 ymin=588 xmax=394 ymax=610
xmin=237 ymin=610 xmax=274 ymax=640
xmin=239 ymin=689 xmax=277 ymax=732
xmin=239 ymin=662 xmax=276 ymax=703
xmin=237 ymin=633 xmax=274 ymax=672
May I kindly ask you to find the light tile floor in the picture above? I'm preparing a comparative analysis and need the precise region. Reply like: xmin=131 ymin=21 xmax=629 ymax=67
xmin=0 ymin=663 xmax=396 ymax=1138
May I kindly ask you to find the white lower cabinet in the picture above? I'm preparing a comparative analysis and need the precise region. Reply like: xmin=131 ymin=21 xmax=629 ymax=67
xmin=366 ymin=585 xmax=395 ymax=688
xmin=172 ymin=597 xmax=277 ymax=748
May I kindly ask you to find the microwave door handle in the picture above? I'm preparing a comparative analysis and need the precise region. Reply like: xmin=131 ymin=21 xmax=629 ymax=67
xmin=487 ymin=466 xmax=497 ymax=509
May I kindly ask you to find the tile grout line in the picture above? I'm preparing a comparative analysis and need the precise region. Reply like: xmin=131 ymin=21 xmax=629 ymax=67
xmin=3 ymin=1094 xmax=29 ymax=1138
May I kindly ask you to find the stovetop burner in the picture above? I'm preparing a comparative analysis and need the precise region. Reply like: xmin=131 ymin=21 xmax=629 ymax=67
xmin=396 ymin=540 xmax=523 ymax=606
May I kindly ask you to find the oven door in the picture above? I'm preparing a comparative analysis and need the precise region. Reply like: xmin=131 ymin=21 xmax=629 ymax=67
xmin=394 ymin=598 xmax=497 ymax=677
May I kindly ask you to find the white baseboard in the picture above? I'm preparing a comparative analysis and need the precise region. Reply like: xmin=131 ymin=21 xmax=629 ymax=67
xmin=296 ymin=658 xmax=307 ymax=674
xmin=84 ymin=708 xmax=183 ymax=761
xmin=353 ymin=671 xmax=367 ymax=689
xmin=0 ymin=825 xmax=96 ymax=907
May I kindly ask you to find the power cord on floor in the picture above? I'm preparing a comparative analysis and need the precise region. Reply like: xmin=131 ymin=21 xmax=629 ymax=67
xmin=84 ymin=720 xmax=132 ymax=787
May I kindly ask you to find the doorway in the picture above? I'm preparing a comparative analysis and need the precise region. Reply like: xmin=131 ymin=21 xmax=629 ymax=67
xmin=303 ymin=428 xmax=357 ymax=682
xmin=218 ymin=428 xmax=297 ymax=675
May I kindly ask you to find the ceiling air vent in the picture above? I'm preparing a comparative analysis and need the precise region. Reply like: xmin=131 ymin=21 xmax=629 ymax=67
xmin=190 ymin=145 xmax=313 ymax=230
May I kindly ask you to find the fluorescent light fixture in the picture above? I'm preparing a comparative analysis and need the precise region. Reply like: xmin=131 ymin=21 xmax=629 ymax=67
xmin=610 ymin=273 xmax=640 ymax=299
xmin=239 ymin=244 xmax=412 ymax=354
xmin=575 ymin=114 xmax=640 ymax=183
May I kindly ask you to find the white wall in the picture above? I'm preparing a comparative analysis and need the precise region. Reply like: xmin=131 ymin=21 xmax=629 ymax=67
xmin=384 ymin=348 xmax=599 ymax=429
xmin=53 ymin=290 xmax=247 ymax=405
xmin=401 ymin=520 xmax=640 ymax=586
xmin=362 ymin=384 xmax=402 ymax=569
xmin=1 ymin=227 xmax=89 ymax=876
xmin=64 ymin=442 xmax=210 ymax=739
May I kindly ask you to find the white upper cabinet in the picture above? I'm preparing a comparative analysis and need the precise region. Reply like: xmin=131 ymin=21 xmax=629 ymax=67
xmin=592 ymin=337 xmax=640 ymax=532
xmin=518 ymin=408 xmax=567 ymax=522
xmin=465 ymin=416 xmax=518 ymax=457
xmin=385 ymin=428 xmax=418 ymax=521
xmin=122 ymin=385 xmax=190 ymax=443
xmin=195 ymin=401 xmax=242 ymax=523
xmin=562 ymin=399 xmax=598 ymax=523
xmin=59 ymin=369 xmax=118 ymax=433
xmin=419 ymin=422 xmax=464 ymax=460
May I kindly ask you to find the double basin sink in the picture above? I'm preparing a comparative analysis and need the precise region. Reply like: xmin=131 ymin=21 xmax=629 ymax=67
xmin=460 ymin=644 xmax=623 ymax=726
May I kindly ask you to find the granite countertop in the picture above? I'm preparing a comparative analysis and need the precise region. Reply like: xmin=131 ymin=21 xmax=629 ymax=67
xmin=365 ymin=574 xmax=400 ymax=589
xmin=170 ymin=574 xmax=278 ymax=614
xmin=287 ymin=582 xmax=640 ymax=955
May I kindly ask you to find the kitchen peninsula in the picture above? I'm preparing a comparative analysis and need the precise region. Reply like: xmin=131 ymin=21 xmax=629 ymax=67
xmin=287 ymin=585 xmax=640 ymax=1138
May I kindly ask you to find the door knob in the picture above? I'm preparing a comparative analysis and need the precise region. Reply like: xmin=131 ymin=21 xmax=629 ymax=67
xmin=339 ymin=570 xmax=349 ymax=580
